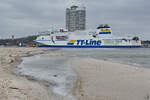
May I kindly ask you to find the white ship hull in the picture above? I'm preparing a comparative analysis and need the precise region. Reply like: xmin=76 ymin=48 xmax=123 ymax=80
xmin=36 ymin=36 xmax=141 ymax=48
xmin=36 ymin=39 xmax=141 ymax=48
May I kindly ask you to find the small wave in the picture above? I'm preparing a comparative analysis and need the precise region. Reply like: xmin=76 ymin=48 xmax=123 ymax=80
xmin=127 ymin=62 xmax=141 ymax=67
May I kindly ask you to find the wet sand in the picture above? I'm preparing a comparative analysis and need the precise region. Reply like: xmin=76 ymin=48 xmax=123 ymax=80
xmin=1 ymin=47 xmax=150 ymax=100
xmin=71 ymin=58 xmax=150 ymax=100
xmin=0 ymin=47 xmax=52 ymax=100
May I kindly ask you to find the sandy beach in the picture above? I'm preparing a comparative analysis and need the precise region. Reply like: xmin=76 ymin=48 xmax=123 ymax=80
xmin=71 ymin=58 xmax=150 ymax=100
xmin=0 ymin=47 xmax=53 ymax=100
xmin=0 ymin=47 xmax=150 ymax=100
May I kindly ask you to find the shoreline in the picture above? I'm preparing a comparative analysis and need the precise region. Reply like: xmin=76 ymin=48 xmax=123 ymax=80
xmin=1 ymin=47 xmax=150 ymax=100
xmin=101 ymin=58 xmax=143 ymax=69
xmin=71 ymin=57 xmax=150 ymax=100
xmin=15 ymin=51 xmax=78 ymax=100
xmin=0 ymin=47 xmax=55 ymax=100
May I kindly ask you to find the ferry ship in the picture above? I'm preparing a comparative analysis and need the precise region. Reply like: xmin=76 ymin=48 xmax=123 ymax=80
xmin=35 ymin=24 xmax=142 ymax=48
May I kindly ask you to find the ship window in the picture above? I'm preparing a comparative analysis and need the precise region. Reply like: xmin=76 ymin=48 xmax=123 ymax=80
xmin=42 ymin=37 xmax=44 ymax=40
xmin=56 ymin=36 xmax=68 ymax=40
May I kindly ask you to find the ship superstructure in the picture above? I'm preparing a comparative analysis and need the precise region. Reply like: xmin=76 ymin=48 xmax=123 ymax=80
xmin=35 ymin=24 xmax=141 ymax=48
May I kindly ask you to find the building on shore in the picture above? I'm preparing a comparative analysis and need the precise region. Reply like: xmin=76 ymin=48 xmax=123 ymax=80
xmin=66 ymin=5 xmax=86 ymax=32
xmin=141 ymin=40 xmax=150 ymax=48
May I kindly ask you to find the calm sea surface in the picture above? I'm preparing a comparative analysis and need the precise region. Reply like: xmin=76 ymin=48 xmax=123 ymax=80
xmin=58 ymin=48 xmax=150 ymax=68
xmin=16 ymin=48 xmax=150 ymax=100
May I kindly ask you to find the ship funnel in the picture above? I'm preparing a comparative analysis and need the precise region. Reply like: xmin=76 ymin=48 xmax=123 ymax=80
xmin=97 ymin=24 xmax=112 ymax=35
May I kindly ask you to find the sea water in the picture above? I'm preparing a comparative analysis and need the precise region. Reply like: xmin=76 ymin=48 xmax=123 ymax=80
xmin=16 ymin=48 xmax=150 ymax=100
xmin=17 ymin=55 xmax=77 ymax=100
xmin=59 ymin=48 xmax=150 ymax=68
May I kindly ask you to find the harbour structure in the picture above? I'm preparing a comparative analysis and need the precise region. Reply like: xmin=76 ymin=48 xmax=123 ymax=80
xmin=66 ymin=5 xmax=86 ymax=32
xmin=141 ymin=40 xmax=150 ymax=48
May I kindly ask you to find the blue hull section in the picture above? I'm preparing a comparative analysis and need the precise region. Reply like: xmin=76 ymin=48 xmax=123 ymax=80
xmin=37 ymin=45 xmax=142 ymax=48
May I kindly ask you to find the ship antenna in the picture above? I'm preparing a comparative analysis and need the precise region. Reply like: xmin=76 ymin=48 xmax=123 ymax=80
xmin=71 ymin=0 xmax=82 ymax=6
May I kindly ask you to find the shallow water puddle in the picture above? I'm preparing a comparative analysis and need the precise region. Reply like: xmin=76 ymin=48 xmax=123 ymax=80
xmin=16 ymin=55 xmax=77 ymax=100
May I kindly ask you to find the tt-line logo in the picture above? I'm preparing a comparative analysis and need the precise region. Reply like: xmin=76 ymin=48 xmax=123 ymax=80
xmin=76 ymin=40 xmax=102 ymax=46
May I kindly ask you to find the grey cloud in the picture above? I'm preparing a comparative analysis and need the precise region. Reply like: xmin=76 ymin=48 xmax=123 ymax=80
xmin=0 ymin=0 xmax=149 ymax=39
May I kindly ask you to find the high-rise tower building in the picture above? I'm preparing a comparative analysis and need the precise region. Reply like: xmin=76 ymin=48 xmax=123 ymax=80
xmin=66 ymin=5 xmax=86 ymax=32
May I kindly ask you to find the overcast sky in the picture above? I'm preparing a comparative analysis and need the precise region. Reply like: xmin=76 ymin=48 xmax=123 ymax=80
xmin=0 ymin=0 xmax=149 ymax=39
